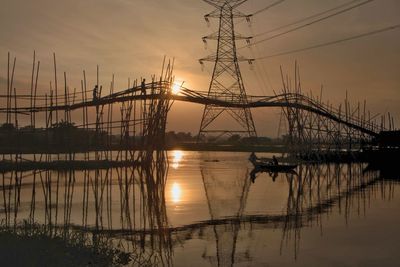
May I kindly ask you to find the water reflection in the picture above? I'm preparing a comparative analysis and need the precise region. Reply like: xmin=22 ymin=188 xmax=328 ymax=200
xmin=199 ymin=155 xmax=251 ymax=266
xmin=171 ymin=150 xmax=184 ymax=169
xmin=250 ymin=165 xmax=297 ymax=183
xmin=191 ymin=158 xmax=397 ymax=266
xmin=171 ymin=182 xmax=182 ymax=203
xmin=0 ymin=151 xmax=172 ymax=266
xmin=0 ymin=152 xmax=398 ymax=266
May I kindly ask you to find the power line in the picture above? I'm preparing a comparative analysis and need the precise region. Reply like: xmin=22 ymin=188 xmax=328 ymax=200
xmin=254 ymin=23 xmax=400 ymax=60
xmin=250 ymin=0 xmax=286 ymax=17
xmin=254 ymin=0 xmax=362 ymax=38
xmin=233 ymin=0 xmax=285 ymax=26
xmin=247 ymin=21 xmax=274 ymax=94
xmin=241 ymin=0 xmax=374 ymax=49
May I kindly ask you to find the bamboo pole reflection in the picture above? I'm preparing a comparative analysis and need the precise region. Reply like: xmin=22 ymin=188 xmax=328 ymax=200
xmin=200 ymin=158 xmax=252 ymax=266
xmin=277 ymin=163 xmax=395 ymax=259
xmin=0 ymin=152 xmax=172 ymax=266
xmin=196 ymin=161 xmax=396 ymax=265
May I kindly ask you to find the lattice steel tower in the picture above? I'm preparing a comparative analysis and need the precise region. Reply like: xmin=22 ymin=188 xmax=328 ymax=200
xmin=198 ymin=0 xmax=257 ymax=140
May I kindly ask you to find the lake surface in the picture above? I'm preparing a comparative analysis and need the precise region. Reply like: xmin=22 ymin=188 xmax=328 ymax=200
xmin=1 ymin=151 xmax=399 ymax=266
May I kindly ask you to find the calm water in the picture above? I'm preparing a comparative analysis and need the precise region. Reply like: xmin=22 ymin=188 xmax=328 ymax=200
xmin=1 ymin=151 xmax=399 ymax=266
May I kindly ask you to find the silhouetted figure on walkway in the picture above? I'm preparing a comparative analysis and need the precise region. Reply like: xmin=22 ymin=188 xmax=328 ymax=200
xmin=93 ymin=85 xmax=98 ymax=101
xmin=141 ymin=79 xmax=146 ymax=95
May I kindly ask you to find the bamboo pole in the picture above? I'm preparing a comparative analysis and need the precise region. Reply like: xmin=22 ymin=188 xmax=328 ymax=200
xmin=30 ymin=51 xmax=36 ymax=126
xmin=13 ymin=88 xmax=19 ymax=162
xmin=13 ymin=88 xmax=18 ymax=130
xmin=6 ymin=52 xmax=10 ymax=125
xmin=33 ymin=60 xmax=40 ymax=128
xmin=64 ymin=72 xmax=68 ymax=123
xmin=9 ymin=56 xmax=16 ymax=126
xmin=53 ymin=53 xmax=59 ymax=124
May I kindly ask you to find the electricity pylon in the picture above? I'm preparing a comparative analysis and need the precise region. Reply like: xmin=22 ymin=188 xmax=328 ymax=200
xmin=198 ymin=0 xmax=257 ymax=141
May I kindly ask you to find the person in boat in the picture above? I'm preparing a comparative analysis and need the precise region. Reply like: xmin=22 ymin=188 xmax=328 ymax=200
xmin=249 ymin=152 xmax=258 ymax=163
xmin=272 ymin=155 xmax=278 ymax=166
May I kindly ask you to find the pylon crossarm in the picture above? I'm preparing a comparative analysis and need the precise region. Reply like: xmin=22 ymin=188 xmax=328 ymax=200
xmin=203 ymin=0 xmax=248 ymax=9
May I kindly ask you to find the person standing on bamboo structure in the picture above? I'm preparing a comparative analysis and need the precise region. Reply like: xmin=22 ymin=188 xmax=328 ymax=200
xmin=93 ymin=85 xmax=98 ymax=101
xmin=141 ymin=79 xmax=146 ymax=95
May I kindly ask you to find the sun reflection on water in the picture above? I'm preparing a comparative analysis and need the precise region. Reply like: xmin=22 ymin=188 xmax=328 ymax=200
xmin=171 ymin=182 xmax=182 ymax=203
xmin=171 ymin=150 xmax=184 ymax=169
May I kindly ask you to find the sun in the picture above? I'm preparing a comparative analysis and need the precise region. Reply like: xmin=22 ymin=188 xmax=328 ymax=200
xmin=172 ymin=84 xmax=180 ymax=94
xmin=171 ymin=81 xmax=184 ymax=94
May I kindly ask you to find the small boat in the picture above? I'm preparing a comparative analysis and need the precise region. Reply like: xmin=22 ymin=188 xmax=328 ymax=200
xmin=249 ymin=152 xmax=297 ymax=172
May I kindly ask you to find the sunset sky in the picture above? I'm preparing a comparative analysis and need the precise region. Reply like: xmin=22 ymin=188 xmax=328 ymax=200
xmin=1 ymin=0 xmax=399 ymax=136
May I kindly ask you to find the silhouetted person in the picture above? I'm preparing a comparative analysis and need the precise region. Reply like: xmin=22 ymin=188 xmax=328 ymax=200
xmin=141 ymin=79 xmax=146 ymax=95
xmin=93 ymin=85 xmax=98 ymax=101
xmin=249 ymin=152 xmax=258 ymax=163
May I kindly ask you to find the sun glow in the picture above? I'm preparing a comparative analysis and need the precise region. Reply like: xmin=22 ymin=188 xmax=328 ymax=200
xmin=171 ymin=182 xmax=182 ymax=203
xmin=171 ymin=80 xmax=185 ymax=95
xmin=171 ymin=150 xmax=184 ymax=169
xmin=172 ymin=83 xmax=181 ymax=94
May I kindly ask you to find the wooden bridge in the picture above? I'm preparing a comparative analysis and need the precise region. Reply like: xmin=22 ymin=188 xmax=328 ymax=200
xmin=1 ymin=71 xmax=393 ymax=158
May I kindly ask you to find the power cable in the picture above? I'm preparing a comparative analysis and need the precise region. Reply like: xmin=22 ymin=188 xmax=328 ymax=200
xmin=241 ymin=0 xmax=375 ymax=49
xmin=253 ymin=0 xmax=362 ymax=38
xmin=250 ymin=0 xmax=286 ymax=17
xmin=254 ymin=23 xmax=400 ymax=60
xmin=233 ymin=0 xmax=286 ymax=26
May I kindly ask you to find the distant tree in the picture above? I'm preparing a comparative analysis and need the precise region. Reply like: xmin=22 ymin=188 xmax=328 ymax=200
xmin=241 ymin=136 xmax=262 ymax=144
xmin=52 ymin=120 xmax=76 ymax=129
xmin=227 ymin=134 xmax=241 ymax=143
xmin=166 ymin=131 xmax=194 ymax=145
xmin=0 ymin=123 xmax=15 ymax=131
xmin=20 ymin=125 xmax=35 ymax=132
